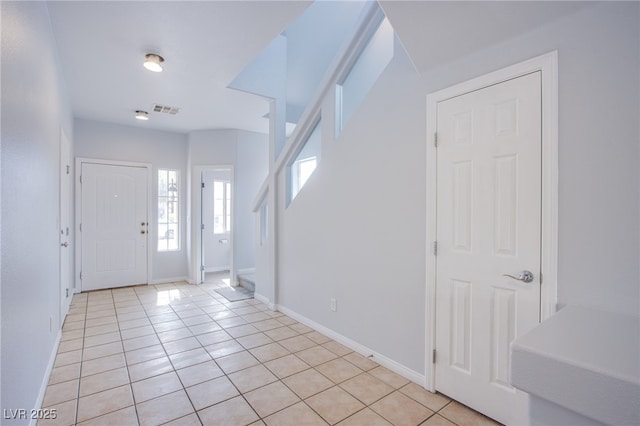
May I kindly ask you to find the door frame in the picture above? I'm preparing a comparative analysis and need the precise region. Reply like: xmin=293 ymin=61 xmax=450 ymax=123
xmin=75 ymin=158 xmax=153 ymax=292
xmin=424 ymin=51 xmax=558 ymax=391
xmin=59 ymin=128 xmax=72 ymax=323
xmin=191 ymin=165 xmax=235 ymax=285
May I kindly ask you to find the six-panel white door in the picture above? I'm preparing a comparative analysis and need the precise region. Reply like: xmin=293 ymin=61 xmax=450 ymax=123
xmin=435 ymin=72 xmax=542 ymax=425
xmin=81 ymin=163 xmax=148 ymax=291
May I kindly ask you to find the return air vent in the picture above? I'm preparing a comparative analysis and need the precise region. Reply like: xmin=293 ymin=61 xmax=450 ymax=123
xmin=153 ymin=104 xmax=180 ymax=115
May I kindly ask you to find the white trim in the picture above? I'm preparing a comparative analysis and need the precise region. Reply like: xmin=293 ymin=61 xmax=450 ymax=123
xmin=424 ymin=51 xmax=559 ymax=391
xmin=31 ymin=329 xmax=62 ymax=426
xmin=237 ymin=268 xmax=255 ymax=275
xmin=277 ymin=304 xmax=425 ymax=385
xmin=75 ymin=158 xmax=152 ymax=292
xmin=148 ymin=276 xmax=189 ymax=285
xmin=254 ymin=292 xmax=276 ymax=311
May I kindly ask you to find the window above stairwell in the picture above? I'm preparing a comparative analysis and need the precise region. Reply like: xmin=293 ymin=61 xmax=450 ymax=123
xmin=287 ymin=119 xmax=321 ymax=206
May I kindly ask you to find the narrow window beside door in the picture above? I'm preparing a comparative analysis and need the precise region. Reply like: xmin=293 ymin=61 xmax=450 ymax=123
xmin=158 ymin=169 xmax=180 ymax=251
xmin=213 ymin=180 xmax=231 ymax=234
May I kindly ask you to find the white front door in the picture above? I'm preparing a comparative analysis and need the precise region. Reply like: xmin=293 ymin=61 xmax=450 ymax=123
xmin=81 ymin=163 xmax=148 ymax=291
xmin=59 ymin=130 xmax=72 ymax=323
xmin=435 ymin=72 xmax=542 ymax=425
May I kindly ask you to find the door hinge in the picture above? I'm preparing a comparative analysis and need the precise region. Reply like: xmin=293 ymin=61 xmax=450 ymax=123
xmin=200 ymin=265 xmax=205 ymax=272
xmin=79 ymin=174 xmax=82 ymax=184
xmin=201 ymin=224 xmax=205 ymax=230
xmin=66 ymin=288 xmax=69 ymax=298
xmin=79 ymin=223 xmax=82 ymax=232
xmin=432 ymin=349 xmax=437 ymax=364
xmin=201 ymin=182 xmax=205 ymax=189
xmin=66 ymin=165 xmax=70 ymax=175
xmin=79 ymin=271 xmax=83 ymax=280
xmin=434 ymin=132 xmax=438 ymax=148
xmin=433 ymin=241 xmax=438 ymax=256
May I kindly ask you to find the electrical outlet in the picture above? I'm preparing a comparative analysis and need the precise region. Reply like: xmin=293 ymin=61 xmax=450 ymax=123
xmin=330 ymin=298 xmax=337 ymax=312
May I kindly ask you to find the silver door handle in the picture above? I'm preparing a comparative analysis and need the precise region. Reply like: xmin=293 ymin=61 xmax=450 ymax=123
xmin=503 ymin=270 xmax=534 ymax=283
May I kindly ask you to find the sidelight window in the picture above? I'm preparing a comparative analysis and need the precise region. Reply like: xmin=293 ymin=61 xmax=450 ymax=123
xmin=158 ymin=169 xmax=180 ymax=251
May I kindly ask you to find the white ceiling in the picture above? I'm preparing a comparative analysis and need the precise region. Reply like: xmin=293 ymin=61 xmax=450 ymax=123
xmin=47 ymin=0 xmax=311 ymax=135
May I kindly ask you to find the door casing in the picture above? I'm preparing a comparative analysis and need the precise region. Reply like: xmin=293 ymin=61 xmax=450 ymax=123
xmin=75 ymin=158 xmax=153 ymax=292
xmin=425 ymin=51 xmax=558 ymax=390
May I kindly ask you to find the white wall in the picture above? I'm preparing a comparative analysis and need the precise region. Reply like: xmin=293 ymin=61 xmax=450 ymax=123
xmin=74 ymin=119 xmax=189 ymax=283
xmin=275 ymin=1 xmax=640 ymax=381
xmin=1 ymin=1 xmax=74 ymax=418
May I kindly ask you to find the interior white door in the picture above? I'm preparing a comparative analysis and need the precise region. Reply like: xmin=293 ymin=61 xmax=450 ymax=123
xmin=81 ymin=163 xmax=148 ymax=291
xmin=59 ymin=130 xmax=72 ymax=323
xmin=435 ymin=72 xmax=542 ymax=425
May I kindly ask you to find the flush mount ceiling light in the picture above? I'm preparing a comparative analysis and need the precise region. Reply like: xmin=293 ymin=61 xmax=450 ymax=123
xmin=143 ymin=53 xmax=164 ymax=72
xmin=135 ymin=110 xmax=149 ymax=120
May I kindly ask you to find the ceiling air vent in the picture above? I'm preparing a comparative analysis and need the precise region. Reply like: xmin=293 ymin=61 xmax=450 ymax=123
xmin=152 ymin=104 xmax=180 ymax=115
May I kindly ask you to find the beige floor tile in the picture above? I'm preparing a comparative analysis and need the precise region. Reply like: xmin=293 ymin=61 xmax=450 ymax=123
xmin=120 ymin=325 xmax=156 ymax=340
xmin=400 ymin=383 xmax=450 ymax=412
xmin=136 ymin=390 xmax=194 ymax=426
xmin=289 ymin=323 xmax=314 ymax=334
xmin=119 ymin=318 xmax=152 ymax=330
xmin=342 ymin=352 xmax=378 ymax=371
xmin=84 ymin=331 xmax=122 ymax=348
xmin=283 ymin=368 xmax=334 ymax=399
xmin=249 ymin=343 xmax=290 ymax=363
xmin=49 ymin=363 xmax=81 ymax=385
xmin=245 ymin=381 xmax=300 ymax=418
xmin=237 ymin=332 xmax=274 ymax=349
xmin=162 ymin=413 xmax=202 ymax=426
xmin=275 ymin=316 xmax=297 ymax=326
xmin=233 ymin=306 xmax=259 ymax=315
xmin=125 ymin=345 xmax=167 ymax=365
xmin=128 ymin=356 xmax=174 ymax=382
xmin=217 ymin=316 xmax=248 ymax=328
xmin=278 ymin=335 xmax=317 ymax=353
xmin=132 ymin=371 xmax=183 ymax=403
xmin=54 ymin=349 xmax=83 ymax=368
xmin=252 ymin=319 xmax=286 ymax=332
xmin=82 ymin=341 xmax=124 ymax=362
xmin=39 ymin=398 xmax=77 ymax=426
xmin=81 ymin=353 xmax=126 ymax=377
xmin=205 ymin=339 xmax=245 ymax=358
xmin=169 ymin=347 xmax=212 ymax=369
xmin=43 ymin=379 xmax=79 ymax=407
xmin=196 ymin=330 xmax=233 ymax=346
xmin=306 ymin=386 xmax=365 ymax=425
xmin=438 ymin=401 xmax=501 ymax=426
xmin=188 ymin=322 xmax=222 ymax=336
xmin=226 ymin=324 xmax=260 ymax=338
xmin=80 ymin=367 xmax=130 ymax=397
xmin=63 ymin=320 xmax=85 ymax=332
xmin=264 ymin=326 xmax=299 ymax=341
xmin=337 ymin=408 xmax=392 ymax=426
xmin=118 ymin=311 xmax=147 ymax=322
xmin=176 ymin=360 xmax=224 ymax=387
xmin=264 ymin=354 xmax=310 ymax=379
xmin=76 ymin=384 xmax=134 ymax=422
xmin=296 ymin=345 xmax=338 ymax=366
xmin=370 ymin=391 xmax=433 ymax=426
xmin=340 ymin=373 xmax=394 ymax=405
xmin=123 ymin=334 xmax=161 ymax=352
xmin=305 ymin=331 xmax=332 ymax=345
xmin=77 ymin=406 xmax=139 ymax=426
xmin=186 ymin=376 xmax=239 ymax=411
xmin=368 ymin=366 xmax=410 ymax=389
xmin=264 ymin=401 xmax=327 ymax=426
xmin=157 ymin=327 xmax=194 ymax=343
xmin=163 ymin=337 xmax=202 ymax=355
xmin=61 ymin=328 xmax=84 ymax=342
xmin=322 ymin=341 xmax=352 ymax=357
xmin=153 ymin=319 xmax=186 ymax=333
xmin=84 ymin=323 xmax=119 ymax=338
xmin=198 ymin=395 xmax=259 ymax=426
xmin=149 ymin=313 xmax=180 ymax=324
xmin=421 ymin=414 xmax=457 ymax=426
xmin=228 ymin=364 xmax=278 ymax=393
xmin=85 ymin=316 xmax=117 ymax=329
xmin=315 ymin=358 xmax=362 ymax=384
xmin=216 ymin=350 xmax=259 ymax=374
xmin=241 ymin=312 xmax=271 ymax=324
xmin=58 ymin=338 xmax=84 ymax=353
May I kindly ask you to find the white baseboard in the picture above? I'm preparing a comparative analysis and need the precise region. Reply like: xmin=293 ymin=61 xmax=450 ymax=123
xmin=32 ymin=329 xmax=62 ymax=426
xmin=254 ymin=292 xmax=276 ymax=311
xmin=148 ymin=276 xmax=189 ymax=285
xmin=205 ymin=267 xmax=229 ymax=273
xmin=276 ymin=304 xmax=425 ymax=386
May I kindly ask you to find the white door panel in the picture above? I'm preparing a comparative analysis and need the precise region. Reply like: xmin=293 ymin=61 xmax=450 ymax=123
xmin=81 ymin=163 xmax=148 ymax=291
xmin=435 ymin=72 xmax=542 ymax=425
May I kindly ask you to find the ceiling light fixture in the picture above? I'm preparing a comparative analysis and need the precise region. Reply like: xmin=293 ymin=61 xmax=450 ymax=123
xmin=143 ymin=53 xmax=164 ymax=72
xmin=135 ymin=110 xmax=149 ymax=120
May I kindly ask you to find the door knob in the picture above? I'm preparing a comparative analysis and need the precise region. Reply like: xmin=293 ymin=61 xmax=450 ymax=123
xmin=140 ymin=230 xmax=146 ymax=234
xmin=61 ymin=242 xmax=69 ymax=247
xmin=503 ymin=270 xmax=534 ymax=283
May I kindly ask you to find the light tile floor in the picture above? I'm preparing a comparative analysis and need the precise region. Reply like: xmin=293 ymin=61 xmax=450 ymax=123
xmin=40 ymin=275 xmax=500 ymax=426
